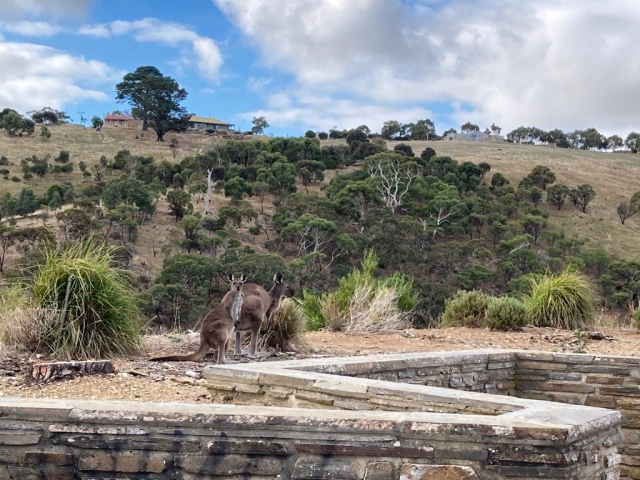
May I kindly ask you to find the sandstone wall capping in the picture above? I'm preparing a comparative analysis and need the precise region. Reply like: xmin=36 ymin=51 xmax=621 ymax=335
xmin=0 ymin=349 xmax=633 ymax=479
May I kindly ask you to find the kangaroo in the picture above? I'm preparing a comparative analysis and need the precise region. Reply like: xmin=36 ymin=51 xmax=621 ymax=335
xmin=234 ymin=272 xmax=295 ymax=358
xmin=150 ymin=274 xmax=247 ymax=364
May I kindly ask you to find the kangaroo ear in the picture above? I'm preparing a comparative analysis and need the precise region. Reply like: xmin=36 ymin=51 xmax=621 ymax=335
xmin=275 ymin=272 xmax=283 ymax=284
xmin=227 ymin=273 xmax=234 ymax=282
xmin=241 ymin=274 xmax=247 ymax=283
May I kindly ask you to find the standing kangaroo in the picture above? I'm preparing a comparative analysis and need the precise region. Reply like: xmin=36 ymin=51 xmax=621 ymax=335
xmin=150 ymin=274 xmax=247 ymax=364
xmin=234 ymin=272 xmax=295 ymax=357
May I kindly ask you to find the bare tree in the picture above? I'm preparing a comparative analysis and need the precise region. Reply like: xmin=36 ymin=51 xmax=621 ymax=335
xmin=365 ymin=157 xmax=418 ymax=215
xmin=203 ymin=169 xmax=214 ymax=216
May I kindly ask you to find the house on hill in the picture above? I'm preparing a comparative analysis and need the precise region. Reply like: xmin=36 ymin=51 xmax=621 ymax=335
xmin=188 ymin=115 xmax=235 ymax=132
xmin=445 ymin=131 xmax=504 ymax=142
xmin=103 ymin=114 xmax=143 ymax=128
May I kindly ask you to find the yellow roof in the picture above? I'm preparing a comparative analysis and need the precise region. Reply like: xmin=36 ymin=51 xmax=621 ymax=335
xmin=189 ymin=115 xmax=233 ymax=125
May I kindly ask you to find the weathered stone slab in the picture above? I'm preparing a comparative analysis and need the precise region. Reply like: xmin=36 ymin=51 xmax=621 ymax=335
xmin=400 ymin=464 xmax=479 ymax=480
xmin=585 ymin=374 xmax=624 ymax=385
xmin=516 ymin=361 xmax=568 ymax=371
xmin=23 ymin=452 xmax=73 ymax=466
xmin=0 ymin=431 xmax=41 ymax=445
xmin=78 ymin=453 xmax=166 ymax=473
xmin=8 ymin=466 xmax=75 ymax=480
xmin=585 ymin=395 xmax=617 ymax=409
xmin=208 ymin=439 xmax=291 ymax=456
xmin=176 ymin=455 xmax=283 ymax=475
xmin=291 ymin=457 xmax=358 ymax=479
xmin=51 ymin=433 xmax=201 ymax=452
xmin=364 ymin=461 xmax=394 ymax=480
xmin=295 ymin=441 xmax=434 ymax=458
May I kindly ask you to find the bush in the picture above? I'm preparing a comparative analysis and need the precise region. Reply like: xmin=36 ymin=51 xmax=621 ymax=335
xmin=11 ymin=176 xmax=20 ymax=182
xmin=441 ymin=290 xmax=489 ymax=327
xmin=304 ymin=130 xmax=316 ymax=138
xmin=634 ymin=308 xmax=640 ymax=329
xmin=259 ymin=298 xmax=308 ymax=353
xmin=26 ymin=238 xmax=144 ymax=358
xmin=318 ymin=132 xmax=328 ymax=140
xmin=298 ymin=249 xmax=417 ymax=333
xmin=525 ymin=269 xmax=595 ymax=330
xmin=486 ymin=297 xmax=528 ymax=331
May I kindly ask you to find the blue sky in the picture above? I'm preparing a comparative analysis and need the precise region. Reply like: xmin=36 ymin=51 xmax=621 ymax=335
xmin=1 ymin=0 xmax=639 ymax=137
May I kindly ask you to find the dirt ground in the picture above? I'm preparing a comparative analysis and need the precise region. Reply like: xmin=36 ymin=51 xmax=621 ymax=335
xmin=1 ymin=326 xmax=639 ymax=404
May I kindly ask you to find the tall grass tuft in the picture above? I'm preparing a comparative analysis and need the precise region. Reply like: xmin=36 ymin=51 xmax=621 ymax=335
xmin=259 ymin=298 xmax=309 ymax=353
xmin=26 ymin=237 xmax=144 ymax=358
xmin=525 ymin=269 xmax=596 ymax=330
xmin=299 ymin=249 xmax=417 ymax=333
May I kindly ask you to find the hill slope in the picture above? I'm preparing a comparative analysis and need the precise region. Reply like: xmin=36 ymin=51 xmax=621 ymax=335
xmin=1 ymin=125 xmax=639 ymax=269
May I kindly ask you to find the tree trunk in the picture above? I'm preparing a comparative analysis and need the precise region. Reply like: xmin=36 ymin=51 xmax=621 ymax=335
xmin=203 ymin=169 xmax=213 ymax=215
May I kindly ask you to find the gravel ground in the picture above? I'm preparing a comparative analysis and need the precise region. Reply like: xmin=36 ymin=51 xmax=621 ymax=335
xmin=2 ymin=326 xmax=638 ymax=402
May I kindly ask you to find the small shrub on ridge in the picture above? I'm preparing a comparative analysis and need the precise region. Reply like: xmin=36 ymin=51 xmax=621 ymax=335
xmin=441 ymin=290 xmax=489 ymax=328
xmin=486 ymin=297 xmax=528 ymax=331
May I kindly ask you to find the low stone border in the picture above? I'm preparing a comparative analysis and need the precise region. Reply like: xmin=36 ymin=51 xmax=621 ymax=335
xmin=203 ymin=349 xmax=624 ymax=479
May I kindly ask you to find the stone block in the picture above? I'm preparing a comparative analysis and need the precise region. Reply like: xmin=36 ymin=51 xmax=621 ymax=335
xmin=78 ymin=453 xmax=166 ymax=473
xmin=294 ymin=390 xmax=336 ymax=405
xmin=618 ymin=398 xmax=640 ymax=410
xmin=51 ymin=433 xmax=201 ymax=452
xmin=586 ymin=375 xmax=624 ymax=385
xmin=23 ymin=452 xmax=73 ymax=466
xmin=176 ymin=455 xmax=283 ymax=475
xmin=449 ymin=375 xmax=476 ymax=388
xmin=235 ymin=383 xmax=262 ymax=394
xmin=572 ymin=365 xmax=630 ymax=375
xmin=7 ymin=466 xmax=74 ymax=480
xmin=0 ymin=431 xmax=41 ymax=445
xmin=365 ymin=462 xmax=394 ymax=480
xmin=549 ymin=372 xmax=583 ymax=381
xmin=585 ymin=395 xmax=616 ymax=409
xmin=400 ymin=464 xmax=479 ymax=480
xmin=517 ymin=380 xmax=595 ymax=394
xmin=434 ymin=447 xmax=488 ymax=461
xmin=516 ymin=361 xmax=568 ymax=371
xmin=291 ymin=457 xmax=358 ymax=479
xmin=208 ymin=439 xmax=290 ymax=456
xmin=295 ymin=441 xmax=434 ymax=458
xmin=488 ymin=361 xmax=516 ymax=370
xmin=601 ymin=386 xmax=640 ymax=396
xmin=620 ymin=411 xmax=640 ymax=429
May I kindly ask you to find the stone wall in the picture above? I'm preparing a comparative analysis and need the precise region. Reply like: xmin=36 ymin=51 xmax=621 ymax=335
xmin=0 ymin=397 xmax=620 ymax=479
xmin=203 ymin=350 xmax=621 ymax=479
xmin=514 ymin=351 xmax=640 ymax=480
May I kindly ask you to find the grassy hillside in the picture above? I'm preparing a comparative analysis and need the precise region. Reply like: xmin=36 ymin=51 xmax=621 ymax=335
xmin=393 ymin=140 xmax=640 ymax=258
xmin=1 ymin=125 xmax=639 ymax=275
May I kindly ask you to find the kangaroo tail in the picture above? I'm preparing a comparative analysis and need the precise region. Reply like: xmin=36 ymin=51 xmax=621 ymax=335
xmin=149 ymin=341 xmax=211 ymax=362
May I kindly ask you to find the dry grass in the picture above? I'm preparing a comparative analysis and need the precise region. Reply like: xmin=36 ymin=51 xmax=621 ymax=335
xmin=259 ymin=298 xmax=309 ymax=353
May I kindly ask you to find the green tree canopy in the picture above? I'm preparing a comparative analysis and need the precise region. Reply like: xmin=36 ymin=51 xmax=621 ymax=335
xmin=115 ymin=66 xmax=189 ymax=141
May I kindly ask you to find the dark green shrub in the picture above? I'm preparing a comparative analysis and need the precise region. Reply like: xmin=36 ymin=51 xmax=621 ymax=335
xmin=441 ymin=290 xmax=489 ymax=327
xmin=486 ymin=297 xmax=528 ymax=331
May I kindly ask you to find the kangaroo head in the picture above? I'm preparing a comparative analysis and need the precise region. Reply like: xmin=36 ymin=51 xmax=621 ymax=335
xmin=228 ymin=273 xmax=247 ymax=293
xmin=271 ymin=272 xmax=295 ymax=299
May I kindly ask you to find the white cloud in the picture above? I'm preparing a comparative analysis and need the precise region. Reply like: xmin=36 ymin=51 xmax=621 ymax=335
xmin=215 ymin=0 xmax=640 ymax=135
xmin=1 ymin=0 xmax=92 ymax=19
xmin=78 ymin=18 xmax=223 ymax=80
xmin=0 ymin=21 xmax=63 ymax=37
xmin=77 ymin=24 xmax=109 ymax=38
xmin=237 ymin=90 xmax=434 ymax=132
xmin=0 ymin=40 xmax=121 ymax=113
xmin=246 ymin=76 xmax=272 ymax=94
